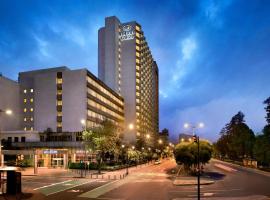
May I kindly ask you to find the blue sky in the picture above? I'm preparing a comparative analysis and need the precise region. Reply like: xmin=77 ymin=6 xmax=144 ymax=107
xmin=1 ymin=0 xmax=270 ymax=141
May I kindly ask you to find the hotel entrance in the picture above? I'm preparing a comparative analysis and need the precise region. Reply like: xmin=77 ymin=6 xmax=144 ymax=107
xmin=36 ymin=149 xmax=68 ymax=168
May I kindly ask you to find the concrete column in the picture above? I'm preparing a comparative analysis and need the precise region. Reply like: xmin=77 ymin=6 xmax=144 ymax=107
xmin=34 ymin=154 xmax=38 ymax=174
xmin=63 ymin=153 xmax=68 ymax=169
xmin=72 ymin=153 xmax=76 ymax=163
xmin=1 ymin=154 xmax=4 ymax=167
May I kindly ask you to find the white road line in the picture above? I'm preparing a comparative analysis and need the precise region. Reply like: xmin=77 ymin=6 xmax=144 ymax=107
xmin=33 ymin=180 xmax=72 ymax=190
xmin=46 ymin=179 xmax=98 ymax=196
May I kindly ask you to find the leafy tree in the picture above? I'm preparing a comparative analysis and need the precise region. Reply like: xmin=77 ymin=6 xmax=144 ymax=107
xmin=263 ymin=97 xmax=270 ymax=125
xmin=253 ymin=133 xmax=270 ymax=166
xmin=215 ymin=111 xmax=255 ymax=160
xmin=174 ymin=140 xmax=212 ymax=172
xmin=82 ymin=119 xmax=122 ymax=173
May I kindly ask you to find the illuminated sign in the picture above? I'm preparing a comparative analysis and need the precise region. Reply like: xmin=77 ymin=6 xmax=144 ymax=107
xmin=43 ymin=150 xmax=58 ymax=154
xmin=119 ymin=24 xmax=135 ymax=41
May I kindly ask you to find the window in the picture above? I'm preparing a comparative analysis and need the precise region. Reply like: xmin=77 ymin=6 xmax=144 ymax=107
xmin=8 ymin=137 xmax=12 ymax=142
xmin=30 ymin=98 xmax=34 ymax=103
xmin=24 ymin=99 xmax=27 ymax=103
xmin=30 ymin=127 xmax=33 ymax=131
xmin=14 ymin=137 xmax=19 ymax=142
xmin=56 ymin=78 xmax=63 ymax=84
xmin=30 ymin=108 xmax=33 ymax=112
xmin=23 ymin=108 xmax=27 ymax=113
xmin=24 ymin=118 xmax=27 ymax=122
xmin=23 ymin=89 xmax=27 ymax=94
xmin=30 ymin=89 xmax=34 ymax=93
xmin=57 ymin=101 xmax=62 ymax=106
xmin=21 ymin=137 xmax=26 ymax=142
xmin=40 ymin=136 xmax=45 ymax=142
xmin=24 ymin=127 xmax=27 ymax=131
xmin=30 ymin=117 xmax=33 ymax=121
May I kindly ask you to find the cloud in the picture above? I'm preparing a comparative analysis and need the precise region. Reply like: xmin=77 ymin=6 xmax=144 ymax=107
xmin=167 ymin=96 xmax=266 ymax=142
xmin=181 ymin=37 xmax=197 ymax=60
xmin=159 ymin=90 xmax=168 ymax=98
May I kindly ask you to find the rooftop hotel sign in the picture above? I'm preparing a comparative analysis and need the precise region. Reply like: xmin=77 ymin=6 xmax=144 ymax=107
xmin=119 ymin=24 xmax=135 ymax=41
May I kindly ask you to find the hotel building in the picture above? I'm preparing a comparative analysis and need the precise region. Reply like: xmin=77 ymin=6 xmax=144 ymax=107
xmin=98 ymin=16 xmax=159 ymax=145
xmin=0 ymin=67 xmax=124 ymax=168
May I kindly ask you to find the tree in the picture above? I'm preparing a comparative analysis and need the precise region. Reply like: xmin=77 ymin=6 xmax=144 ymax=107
xmin=263 ymin=97 xmax=270 ymax=125
xmin=253 ymin=133 xmax=270 ymax=166
xmin=174 ymin=140 xmax=212 ymax=172
xmin=215 ymin=111 xmax=255 ymax=160
xmin=82 ymin=119 xmax=122 ymax=173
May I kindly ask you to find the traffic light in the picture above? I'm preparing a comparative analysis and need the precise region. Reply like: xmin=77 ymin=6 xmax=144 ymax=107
xmin=192 ymin=135 xmax=197 ymax=143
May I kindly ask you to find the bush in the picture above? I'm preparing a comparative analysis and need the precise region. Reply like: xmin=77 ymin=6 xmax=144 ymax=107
xmin=174 ymin=140 xmax=212 ymax=172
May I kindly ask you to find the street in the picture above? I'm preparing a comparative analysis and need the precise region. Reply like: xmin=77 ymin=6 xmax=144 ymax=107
xmin=3 ymin=159 xmax=268 ymax=200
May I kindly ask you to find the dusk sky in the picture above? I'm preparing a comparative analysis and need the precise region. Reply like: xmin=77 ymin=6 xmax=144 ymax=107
xmin=1 ymin=0 xmax=270 ymax=141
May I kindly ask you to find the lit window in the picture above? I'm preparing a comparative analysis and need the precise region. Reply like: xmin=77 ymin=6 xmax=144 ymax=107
xmin=30 ymin=108 xmax=33 ymax=112
xmin=136 ymin=59 xmax=140 ymax=64
xmin=23 ymin=108 xmax=27 ymax=113
xmin=57 ymin=112 xmax=62 ymax=117
xmin=30 ymin=98 xmax=33 ymax=103
xmin=30 ymin=127 xmax=33 ymax=131
xmin=30 ymin=89 xmax=34 ymax=93
xmin=30 ymin=117 xmax=33 ymax=121
xmin=24 ymin=127 xmax=27 ymax=131
xmin=136 ymin=39 xmax=140 ymax=44
xmin=23 ymin=89 xmax=27 ymax=94
xmin=136 ymin=52 xmax=140 ymax=57
xmin=56 ymin=78 xmax=63 ymax=84
xmin=57 ymin=122 xmax=62 ymax=127
xmin=24 ymin=99 xmax=27 ymax=103
xmin=24 ymin=118 xmax=27 ymax=122
xmin=57 ymin=101 xmax=62 ymax=106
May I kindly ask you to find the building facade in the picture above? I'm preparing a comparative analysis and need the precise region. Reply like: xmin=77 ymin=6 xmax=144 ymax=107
xmin=18 ymin=67 xmax=124 ymax=133
xmin=0 ymin=67 xmax=124 ymax=168
xmin=98 ymin=16 xmax=159 ymax=145
xmin=0 ymin=75 xmax=21 ymax=131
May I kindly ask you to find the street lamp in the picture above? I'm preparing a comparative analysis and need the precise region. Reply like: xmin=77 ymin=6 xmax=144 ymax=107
xmin=184 ymin=122 xmax=204 ymax=200
xmin=0 ymin=109 xmax=13 ymax=167
xmin=128 ymin=123 xmax=134 ymax=130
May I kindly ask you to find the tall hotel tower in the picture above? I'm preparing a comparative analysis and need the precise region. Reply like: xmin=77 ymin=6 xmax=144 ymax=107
xmin=98 ymin=16 xmax=159 ymax=145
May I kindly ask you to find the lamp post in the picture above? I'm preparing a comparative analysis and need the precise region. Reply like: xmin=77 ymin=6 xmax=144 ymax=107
xmin=184 ymin=122 xmax=204 ymax=200
xmin=0 ymin=109 xmax=12 ymax=167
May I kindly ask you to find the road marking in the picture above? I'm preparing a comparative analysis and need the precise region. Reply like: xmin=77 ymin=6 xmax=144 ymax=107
xmin=203 ymin=192 xmax=214 ymax=196
xmin=36 ymin=179 xmax=97 ymax=196
xmin=79 ymin=180 xmax=120 ymax=198
xmin=33 ymin=180 xmax=72 ymax=190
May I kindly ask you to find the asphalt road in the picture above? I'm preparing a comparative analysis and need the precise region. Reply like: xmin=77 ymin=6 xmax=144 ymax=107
xmin=3 ymin=159 xmax=270 ymax=200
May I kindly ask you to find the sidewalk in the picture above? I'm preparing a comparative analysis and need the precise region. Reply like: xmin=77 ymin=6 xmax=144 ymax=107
xmin=212 ymin=159 xmax=270 ymax=177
